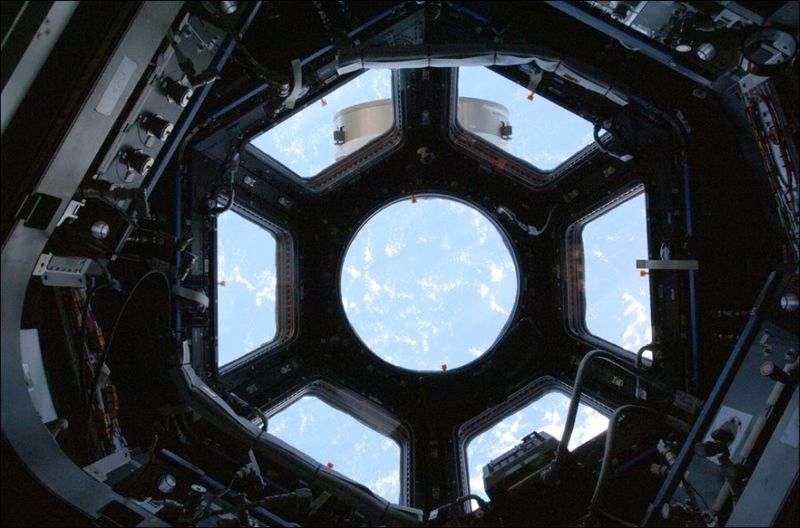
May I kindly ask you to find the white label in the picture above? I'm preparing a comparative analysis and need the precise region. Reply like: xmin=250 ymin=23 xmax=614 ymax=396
xmin=95 ymin=56 xmax=137 ymax=116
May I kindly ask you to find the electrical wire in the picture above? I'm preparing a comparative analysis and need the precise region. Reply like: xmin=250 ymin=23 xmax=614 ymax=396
xmin=77 ymin=283 xmax=114 ymax=405
xmin=84 ymin=270 xmax=172 ymax=445
xmin=496 ymin=205 xmax=557 ymax=236
xmin=192 ymin=474 xmax=239 ymax=523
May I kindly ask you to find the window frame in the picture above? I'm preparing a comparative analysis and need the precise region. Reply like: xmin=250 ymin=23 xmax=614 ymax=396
xmin=563 ymin=183 xmax=654 ymax=357
xmin=263 ymin=380 xmax=412 ymax=506
xmin=245 ymin=69 xmax=404 ymax=192
xmin=212 ymin=203 xmax=297 ymax=374
xmin=448 ymin=67 xmax=604 ymax=187
xmin=456 ymin=375 xmax=610 ymax=503
xmin=338 ymin=191 xmax=522 ymax=373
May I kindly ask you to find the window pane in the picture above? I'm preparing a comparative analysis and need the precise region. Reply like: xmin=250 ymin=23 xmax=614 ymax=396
xmin=466 ymin=391 xmax=608 ymax=501
xmin=340 ymin=196 xmax=517 ymax=371
xmin=582 ymin=193 xmax=652 ymax=352
xmin=268 ymin=395 xmax=401 ymax=503
xmin=457 ymin=67 xmax=595 ymax=171
xmin=250 ymin=69 xmax=393 ymax=178
xmin=216 ymin=210 xmax=277 ymax=366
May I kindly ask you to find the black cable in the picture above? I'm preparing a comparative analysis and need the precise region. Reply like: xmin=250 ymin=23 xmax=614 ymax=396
xmin=593 ymin=122 xmax=631 ymax=161
xmin=193 ymin=474 xmax=239 ymax=523
xmin=681 ymin=477 xmax=710 ymax=512
xmin=597 ymin=509 xmax=639 ymax=527
xmin=635 ymin=343 xmax=659 ymax=370
xmin=588 ymin=405 xmax=659 ymax=517
xmin=556 ymin=350 xmax=655 ymax=462
xmin=84 ymin=270 xmax=172 ymax=440
xmin=454 ymin=493 xmax=489 ymax=510
xmin=208 ymin=152 xmax=239 ymax=216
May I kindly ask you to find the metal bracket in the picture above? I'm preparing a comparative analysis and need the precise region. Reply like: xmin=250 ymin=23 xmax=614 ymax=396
xmin=33 ymin=253 xmax=104 ymax=287
xmin=637 ymin=259 xmax=699 ymax=270
xmin=83 ymin=448 xmax=132 ymax=482
xmin=56 ymin=199 xmax=85 ymax=227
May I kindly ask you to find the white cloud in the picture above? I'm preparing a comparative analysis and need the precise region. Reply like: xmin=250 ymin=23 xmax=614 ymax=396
xmin=490 ymin=262 xmax=504 ymax=282
xmin=543 ymin=410 xmax=561 ymax=425
xmin=365 ymin=274 xmax=382 ymax=295
xmin=344 ymin=265 xmax=361 ymax=279
xmin=621 ymin=291 xmax=651 ymax=351
xmin=592 ymin=249 xmax=609 ymax=262
xmin=364 ymin=244 xmax=373 ymax=263
xmin=369 ymin=469 xmax=400 ymax=499
xmin=469 ymin=347 xmax=482 ymax=358
xmin=480 ymin=284 xmax=490 ymax=297
xmin=299 ymin=412 xmax=309 ymax=435
xmin=571 ymin=411 xmax=609 ymax=448
xmin=231 ymin=266 xmax=255 ymax=291
xmin=384 ymin=241 xmax=403 ymax=257
xmin=255 ymin=269 xmax=277 ymax=306
xmin=395 ymin=335 xmax=417 ymax=347
xmin=489 ymin=295 xmax=509 ymax=316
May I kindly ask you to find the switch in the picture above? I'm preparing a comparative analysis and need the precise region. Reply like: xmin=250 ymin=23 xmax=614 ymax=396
xmin=122 ymin=150 xmax=154 ymax=177
xmin=164 ymin=79 xmax=194 ymax=107
xmin=140 ymin=114 xmax=174 ymax=142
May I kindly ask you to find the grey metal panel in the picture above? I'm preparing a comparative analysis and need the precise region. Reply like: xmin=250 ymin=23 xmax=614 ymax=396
xmin=1 ymin=1 xmax=79 ymax=135
xmin=544 ymin=1 xmax=714 ymax=87
xmin=728 ymin=387 xmax=800 ymax=527
xmin=677 ymin=321 xmax=797 ymax=511
xmin=1 ymin=2 xmax=182 ymax=524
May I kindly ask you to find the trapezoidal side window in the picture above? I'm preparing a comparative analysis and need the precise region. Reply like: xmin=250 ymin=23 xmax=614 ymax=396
xmin=265 ymin=382 xmax=409 ymax=504
xmin=566 ymin=187 xmax=653 ymax=356
xmin=453 ymin=67 xmax=597 ymax=184
xmin=248 ymin=69 xmax=399 ymax=189
xmin=460 ymin=379 xmax=609 ymax=505
xmin=215 ymin=207 xmax=295 ymax=369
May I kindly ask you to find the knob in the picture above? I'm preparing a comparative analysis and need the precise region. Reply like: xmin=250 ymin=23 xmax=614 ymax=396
xmin=164 ymin=80 xmax=194 ymax=107
xmin=185 ymin=484 xmax=206 ymax=514
xmin=90 ymin=221 xmax=110 ymax=240
xmin=780 ymin=293 xmax=799 ymax=312
xmin=123 ymin=150 xmax=154 ymax=176
xmin=761 ymin=361 xmax=791 ymax=384
xmin=141 ymin=114 xmax=173 ymax=142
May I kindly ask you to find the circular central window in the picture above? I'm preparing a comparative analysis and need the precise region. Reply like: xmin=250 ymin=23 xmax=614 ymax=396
xmin=341 ymin=195 xmax=518 ymax=371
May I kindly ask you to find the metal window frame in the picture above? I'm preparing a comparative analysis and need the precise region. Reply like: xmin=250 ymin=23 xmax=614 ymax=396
xmin=455 ymin=375 xmax=611 ymax=502
xmin=213 ymin=203 xmax=297 ymax=374
xmin=447 ymin=67 xmax=604 ymax=187
xmin=563 ymin=183 xmax=653 ymax=356
xmin=245 ymin=69 xmax=405 ymax=193
xmin=262 ymin=379 xmax=413 ymax=506
xmin=338 ymin=191 xmax=523 ymax=374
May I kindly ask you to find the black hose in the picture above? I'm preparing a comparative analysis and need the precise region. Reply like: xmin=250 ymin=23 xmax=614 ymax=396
xmin=593 ymin=122 xmax=631 ymax=161
xmin=454 ymin=493 xmax=489 ymax=510
xmin=84 ymin=270 xmax=172 ymax=442
xmin=208 ymin=154 xmax=239 ymax=216
xmin=635 ymin=343 xmax=659 ymax=370
xmin=587 ymin=405 xmax=659 ymax=517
